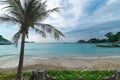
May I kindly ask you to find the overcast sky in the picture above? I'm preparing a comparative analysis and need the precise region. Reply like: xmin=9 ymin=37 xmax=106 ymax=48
xmin=0 ymin=0 xmax=120 ymax=42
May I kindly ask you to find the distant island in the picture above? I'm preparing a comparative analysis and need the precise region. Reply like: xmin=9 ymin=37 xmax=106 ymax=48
xmin=25 ymin=41 xmax=35 ymax=43
xmin=77 ymin=38 xmax=107 ymax=43
xmin=78 ymin=32 xmax=120 ymax=43
xmin=0 ymin=35 xmax=12 ymax=45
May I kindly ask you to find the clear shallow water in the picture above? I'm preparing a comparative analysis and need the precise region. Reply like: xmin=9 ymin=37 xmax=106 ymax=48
xmin=0 ymin=43 xmax=120 ymax=59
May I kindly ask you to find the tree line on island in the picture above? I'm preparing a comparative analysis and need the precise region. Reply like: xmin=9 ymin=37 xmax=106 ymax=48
xmin=0 ymin=35 xmax=12 ymax=45
xmin=78 ymin=32 xmax=120 ymax=43
xmin=0 ymin=35 xmax=9 ymax=41
xmin=0 ymin=35 xmax=34 ymax=44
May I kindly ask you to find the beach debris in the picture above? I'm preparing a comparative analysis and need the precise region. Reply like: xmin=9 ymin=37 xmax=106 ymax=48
xmin=77 ymin=76 xmax=84 ymax=80
xmin=30 ymin=71 xmax=39 ymax=80
xmin=30 ymin=70 xmax=57 ymax=80
xmin=115 ymin=69 xmax=120 ymax=80
xmin=105 ymin=69 xmax=120 ymax=80
xmin=105 ymin=77 xmax=111 ymax=80
xmin=111 ymin=74 xmax=116 ymax=80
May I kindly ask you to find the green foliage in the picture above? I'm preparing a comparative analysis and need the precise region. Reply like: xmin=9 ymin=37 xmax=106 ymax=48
xmin=0 ymin=72 xmax=31 ymax=80
xmin=78 ymin=31 xmax=120 ymax=43
xmin=47 ymin=70 xmax=114 ymax=80
xmin=87 ymin=38 xmax=107 ymax=43
xmin=116 ymin=32 xmax=120 ymax=40
xmin=109 ymin=35 xmax=117 ymax=42
xmin=87 ymin=38 xmax=100 ymax=43
xmin=0 ymin=70 xmax=114 ymax=80
xmin=0 ymin=35 xmax=9 ymax=41
xmin=105 ymin=32 xmax=120 ymax=42
xmin=0 ymin=35 xmax=2 ymax=39
xmin=99 ymin=39 xmax=107 ymax=43
xmin=105 ymin=32 xmax=113 ymax=39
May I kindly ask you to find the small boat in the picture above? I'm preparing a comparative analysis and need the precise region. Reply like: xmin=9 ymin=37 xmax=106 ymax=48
xmin=96 ymin=44 xmax=120 ymax=48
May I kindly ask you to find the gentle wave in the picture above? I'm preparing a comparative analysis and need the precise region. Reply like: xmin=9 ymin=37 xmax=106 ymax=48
xmin=1 ymin=54 xmax=120 ymax=60
xmin=0 ymin=43 xmax=120 ymax=60
xmin=26 ymin=55 xmax=120 ymax=60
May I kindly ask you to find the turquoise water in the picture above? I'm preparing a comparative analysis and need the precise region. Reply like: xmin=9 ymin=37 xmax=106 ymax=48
xmin=0 ymin=43 xmax=120 ymax=59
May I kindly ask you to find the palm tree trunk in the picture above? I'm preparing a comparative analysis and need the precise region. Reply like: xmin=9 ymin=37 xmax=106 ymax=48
xmin=16 ymin=32 xmax=25 ymax=80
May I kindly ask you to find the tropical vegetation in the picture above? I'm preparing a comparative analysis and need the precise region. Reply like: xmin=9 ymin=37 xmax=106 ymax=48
xmin=78 ymin=31 xmax=120 ymax=43
xmin=105 ymin=32 xmax=120 ymax=42
xmin=0 ymin=70 xmax=114 ymax=80
xmin=0 ymin=35 xmax=9 ymax=42
xmin=0 ymin=0 xmax=64 ymax=80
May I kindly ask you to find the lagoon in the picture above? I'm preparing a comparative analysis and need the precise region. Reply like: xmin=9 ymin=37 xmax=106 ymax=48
xmin=0 ymin=43 xmax=120 ymax=59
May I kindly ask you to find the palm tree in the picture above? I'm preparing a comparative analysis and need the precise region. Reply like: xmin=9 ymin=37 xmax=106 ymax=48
xmin=105 ymin=32 xmax=113 ymax=39
xmin=0 ymin=0 xmax=65 ymax=80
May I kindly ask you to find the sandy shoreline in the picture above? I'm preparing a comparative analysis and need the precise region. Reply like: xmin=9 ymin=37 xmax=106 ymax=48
xmin=1 ymin=57 xmax=120 ymax=72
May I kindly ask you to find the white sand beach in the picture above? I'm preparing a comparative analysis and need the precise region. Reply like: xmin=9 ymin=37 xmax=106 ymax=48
xmin=1 ymin=57 xmax=120 ymax=72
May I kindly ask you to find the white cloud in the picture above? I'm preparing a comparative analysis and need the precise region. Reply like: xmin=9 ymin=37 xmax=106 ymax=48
xmin=106 ymin=0 xmax=118 ymax=5
xmin=0 ymin=5 xmax=6 ymax=16
xmin=0 ymin=0 xmax=120 ymax=42
xmin=26 ymin=35 xmax=41 ymax=42
xmin=46 ymin=0 xmax=61 ymax=9
xmin=43 ymin=0 xmax=88 ymax=28
xmin=26 ymin=35 xmax=62 ymax=42
xmin=67 ymin=0 xmax=120 ymax=32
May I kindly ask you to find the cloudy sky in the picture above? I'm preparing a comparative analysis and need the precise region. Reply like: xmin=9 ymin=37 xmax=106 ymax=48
xmin=0 ymin=0 xmax=120 ymax=42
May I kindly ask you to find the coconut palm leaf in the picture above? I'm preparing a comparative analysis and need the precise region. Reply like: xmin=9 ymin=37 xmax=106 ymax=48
xmin=34 ymin=23 xmax=65 ymax=39
xmin=0 ymin=15 xmax=20 ymax=24
xmin=12 ymin=30 xmax=21 ymax=46
xmin=32 ymin=27 xmax=47 ymax=38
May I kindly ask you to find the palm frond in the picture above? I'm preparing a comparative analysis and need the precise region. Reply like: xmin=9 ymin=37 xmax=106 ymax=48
xmin=43 ymin=7 xmax=60 ymax=14
xmin=37 ymin=7 xmax=60 ymax=21
xmin=23 ymin=0 xmax=60 ymax=23
xmin=0 ymin=15 xmax=20 ymax=25
xmin=32 ymin=27 xmax=46 ymax=38
xmin=2 ymin=0 xmax=24 ymax=23
xmin=35 ymin=23 xmax=65 ymax=40
xmin=12 ymin=30 xmax=21 ymax=47
xmin=53 ymin=28 xmax=65 ymax=40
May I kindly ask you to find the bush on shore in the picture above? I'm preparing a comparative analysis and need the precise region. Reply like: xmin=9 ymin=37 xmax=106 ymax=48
xmin=0 ymin=70 xmax=114 ymax=80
